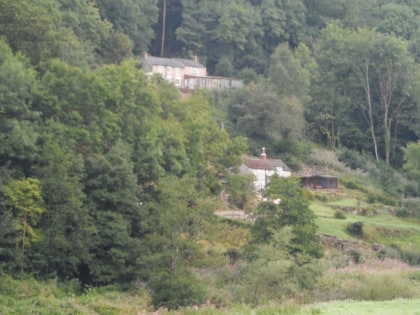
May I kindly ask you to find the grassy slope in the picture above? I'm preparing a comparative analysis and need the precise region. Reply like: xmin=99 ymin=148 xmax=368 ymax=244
xmin=301 ymin=299 xmax=420 ymax=315
xmin=311 ymin=195 xmax=420 ymax=251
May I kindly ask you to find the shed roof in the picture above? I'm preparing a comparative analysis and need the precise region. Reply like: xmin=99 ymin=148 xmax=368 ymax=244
xmin=300 ymin=174 xmax=338 ymax=179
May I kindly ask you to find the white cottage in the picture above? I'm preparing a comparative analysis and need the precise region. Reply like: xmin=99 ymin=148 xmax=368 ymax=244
xmin=240 ymin=148 xmax=291 ymax=192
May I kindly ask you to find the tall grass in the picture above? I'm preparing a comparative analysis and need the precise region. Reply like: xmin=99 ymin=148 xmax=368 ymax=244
xmin=0 ymin=274 xmax=152 ymax=315
xmin=315 ymin=257 xmax=420 ymax=302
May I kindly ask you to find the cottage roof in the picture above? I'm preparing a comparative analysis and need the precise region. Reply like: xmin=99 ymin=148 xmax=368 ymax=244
xmin=143 ymin=56 xmax=185 ymax=68
xmin=246 ymin=158 xmax=290 ymax=171
xmin=173 ymin=58 xmax=205 ymax=68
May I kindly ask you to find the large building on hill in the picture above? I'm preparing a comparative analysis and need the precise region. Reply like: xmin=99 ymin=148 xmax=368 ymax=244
xmin=141 ymin=53 xmax=243 ymax=90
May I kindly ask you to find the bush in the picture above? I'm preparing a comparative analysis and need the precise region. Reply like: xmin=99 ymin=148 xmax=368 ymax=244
xmin=346 ymin=249 xmax=362 ymax=264
xmin=314 ymin=193 xmax=328 ymax=202
xmin=149 ymin=269 xmax=206 ymax=310
xmin=342 ymin=179 xmax=360 ymax=190
xmin=408 ymin=272 xmax=420 ymax=282
xmin=303 ymin=190 xmax=316 ymax=201
xmin=347 ymin=222 xmax=364 ymax=237
xmin=338 ymin=149 xmax=371 ymax=170
xmin=396 ymin=207 xmax=411 ymax=218
xmin=225 ymin=248 xmax=242 ymax=265
xmin=401 ymin=198 xmax=420 ymax=217
xmin=377 ymin=246 xmax=401 ymax=260
xmin=340 ymin=177 xmax=368 ymax=193
xmin=346 ymin=273 xmax=416 ymax=300
xmin=375 ymin=193 xmax=397 ymax=206
xmin=402 ymin=249 xmax=420 ymax=266
xmin=334 ymin=211 xmax=346 ymax=220
xmin=367 ymin=192 xmax=376 ymax=204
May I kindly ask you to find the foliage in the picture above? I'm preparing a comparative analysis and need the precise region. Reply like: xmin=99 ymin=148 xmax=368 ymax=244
xmin=401 ymin=198 xmax=420 ymax=217
xmin=334 ymin=211 xmax=346 ymax=220
xmin=346 ymin=221 xmax=364 ymax=237
xmin=149 ymin=268 xmax=206 ymax=310
xmin=227 ymin=82 xmax=305 ymax=145
xmin=225 ymin=172 xmax=255 ymax=210
xmin=236 ymin=229 xmax=321 ymax=306
xmin=95 ymin=0 xmax=159 ymax=54
xmin=403 ymin=141 xmax=420 ymax=195
xmin=3 ymin=178 xmax=46 ymax=273
xmin=251 ymin=175 xmax=323 ymax=258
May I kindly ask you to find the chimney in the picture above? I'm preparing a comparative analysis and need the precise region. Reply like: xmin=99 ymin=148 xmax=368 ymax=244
xmin=261 ymin=147 xmax=267 ymax=160
xmin=143 ymin=52 xmax=149 ymax=59
xmin=192 ymin=55 xmax=198 ymax=62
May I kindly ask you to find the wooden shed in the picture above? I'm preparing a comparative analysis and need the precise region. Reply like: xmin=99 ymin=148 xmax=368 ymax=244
xmin=300 ymin=175 xmax=338 ymax=190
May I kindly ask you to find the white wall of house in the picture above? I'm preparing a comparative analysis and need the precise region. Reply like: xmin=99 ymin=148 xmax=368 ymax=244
xmin=249 ymin=167 xmax=291 ymax=191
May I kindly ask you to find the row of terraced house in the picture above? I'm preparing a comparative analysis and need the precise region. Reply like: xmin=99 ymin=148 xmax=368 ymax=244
xmin=141 ymin=53 xmax=243 ymax=90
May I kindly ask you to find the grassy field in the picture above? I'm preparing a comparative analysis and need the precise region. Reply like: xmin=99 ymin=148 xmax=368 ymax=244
xmin=311 ymin=196 xmax=420 ymax=251
xmin=300 ymin=299 xmax=420 ymax=315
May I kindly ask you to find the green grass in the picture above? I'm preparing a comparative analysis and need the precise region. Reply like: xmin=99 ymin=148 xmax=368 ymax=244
xmin=301 ymin=299 xmax=420 ymax=315
xmin=311 ymin=198 xmax=420 ymax=245
xmin=0 ymin=274 xmax=420 ymax=315
xmin=0 ymin=274 xmax=152 ymax=315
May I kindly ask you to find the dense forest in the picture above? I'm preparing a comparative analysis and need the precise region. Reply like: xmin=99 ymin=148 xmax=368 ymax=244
xmin=1 ymin=0 xmax=420 ymax=310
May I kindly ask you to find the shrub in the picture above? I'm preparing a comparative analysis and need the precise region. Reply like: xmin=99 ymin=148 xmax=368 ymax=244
xmin=377 ymin=246 xmax=401 ymax=260
xmin=347 ymin=222 xmax=364 ymax=237
xmin=408 ymin=271 xmax=420 ymax=282
xmin=346 ymin=249 xmax=362 ymax=264
xmin=304 ymin=190 xmax=316 ymax=201
xmin=225 ymin=248 xmax=242 ymax=265
xmin=375 ymin=193 xmax=397 ymax=206
xmin=342 ymin=178 xmax=360 ymax=190
xmin=334 ymin=211 xmax=346 ymax=220
xmin=346 ymin=273 xmax=416 ymax=300
xmin=402 ymin=249 xmax=420 ymax=266
xmin=401 ymin=198 xmax=420 ymax=217
xmin=149 ymin=269 xmax=206 ymax=310
xmin=314 ymin=193 xmax=328 ymax=202
xmin=367 ymin=192 xmax=376 ymax=204
xmin=338 ymin=149 xmax=371 ymax=171
xmin=396 ymin=207 xmax=411 ymax=218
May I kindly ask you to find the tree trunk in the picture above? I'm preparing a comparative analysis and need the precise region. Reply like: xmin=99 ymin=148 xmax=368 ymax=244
xmin=160 ymin=0 xmax=167 ymax=57
xmin=21 ymin=212 xmax=27 ymax=274
xmin=364 ymin=59 xmax=380 ymax=161
xmin=377 ymin=60 xmax=406 ymax=164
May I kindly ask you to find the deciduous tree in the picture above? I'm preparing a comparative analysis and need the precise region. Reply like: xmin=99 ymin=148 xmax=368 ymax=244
xmin=3 ymin=178 xmax=46 ymax=273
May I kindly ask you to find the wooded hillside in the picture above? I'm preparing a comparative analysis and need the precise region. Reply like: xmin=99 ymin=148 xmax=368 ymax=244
xmin=1 ymin=0 xmax=420 ymax=311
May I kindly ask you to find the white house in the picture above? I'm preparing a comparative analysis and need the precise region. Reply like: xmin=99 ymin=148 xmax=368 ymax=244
xmin=240 ymin=148 xmax=291 ymax=192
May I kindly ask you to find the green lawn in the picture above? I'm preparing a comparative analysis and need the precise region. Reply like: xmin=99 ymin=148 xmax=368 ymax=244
xmin=301 ymin=299 xmax=420 ymax=315
xmin=311 ymin=199 xmax=420 ymax=248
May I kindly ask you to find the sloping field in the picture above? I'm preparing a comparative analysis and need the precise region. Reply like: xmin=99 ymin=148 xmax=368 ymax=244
xmin=301 ymin=299 xmax=420 ymax=315
xmin=311 ymin=198 xmax=420 ymax=249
